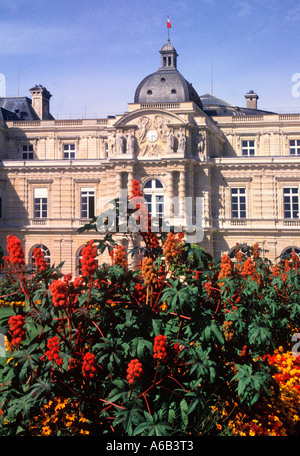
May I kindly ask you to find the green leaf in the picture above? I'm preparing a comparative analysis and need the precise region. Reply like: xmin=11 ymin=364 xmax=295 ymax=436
xmin=180 ymin=399 xmax=189 ymax=428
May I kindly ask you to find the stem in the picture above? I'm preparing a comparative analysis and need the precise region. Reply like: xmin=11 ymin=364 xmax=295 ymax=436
xmin=142 ymin=393 xmax=152 ymax=415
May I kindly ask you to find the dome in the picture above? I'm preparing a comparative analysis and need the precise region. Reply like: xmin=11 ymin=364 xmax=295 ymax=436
xmin=134 ymin=40 xmax=203 ymax=109
xmin=160 ymin=40 xmax=177 ymax=53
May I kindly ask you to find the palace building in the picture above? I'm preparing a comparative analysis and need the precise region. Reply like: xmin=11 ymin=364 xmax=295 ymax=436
xmin=0 ymin=39 xmax=300 ymax=273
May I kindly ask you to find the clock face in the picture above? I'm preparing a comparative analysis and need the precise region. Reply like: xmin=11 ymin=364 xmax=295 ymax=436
xmin=146 ymin=129 xmax=158 ymax=143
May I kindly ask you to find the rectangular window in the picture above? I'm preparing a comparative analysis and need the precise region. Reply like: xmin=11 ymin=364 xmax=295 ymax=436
xmin=34 ymin=188 xmax=47 ymax=218
xmin=231 ymin=188 xmax=246 ymax=219
xmin=289 ymin=140 xmax=300 ymax=156
xmin=284 ymin=187 xmax=299 ymax=219
xmin=81 ymin=188 xmax=95 ymax=219
xmin=22 ymin=144 xmax=34 ymax=160
xmin=242 ymin=140 xmax=255 ymax=156
xmin=63 ymin=144 xmax=76 ymax=159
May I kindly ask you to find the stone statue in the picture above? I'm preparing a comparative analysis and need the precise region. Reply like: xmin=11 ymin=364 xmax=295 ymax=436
xmin=167 ymin=128 xmax=174 ymax=153
xmin=126 ymin=131 xmax=134 ymax=154
xmin=116 ymin=132 xmax=125 ymax=154
xmin=177 ymin=128 xmax=186 ymax=153
xmin=108 ymin=132 xmax=116 ymax=155
xmin=195 ymin=132 xmax=205 ymax=153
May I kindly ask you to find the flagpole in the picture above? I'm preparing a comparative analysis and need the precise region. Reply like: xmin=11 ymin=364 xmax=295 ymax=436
xmin=167 ymin=16 xmax=171 ymax=40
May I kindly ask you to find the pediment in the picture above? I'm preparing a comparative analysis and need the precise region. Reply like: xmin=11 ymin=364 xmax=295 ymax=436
xmin=113 ymin=108 xmax=188 ymax=128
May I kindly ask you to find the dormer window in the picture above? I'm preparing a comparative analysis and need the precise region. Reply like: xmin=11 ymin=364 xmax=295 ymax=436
xmin=171 ymin=89 xmax=177 ymax=94
xmin=147 ymin=90 xmax=152 ymax=95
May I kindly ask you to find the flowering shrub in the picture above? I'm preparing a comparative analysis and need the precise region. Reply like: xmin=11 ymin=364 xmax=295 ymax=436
xmin=32 ymin=247 xmax=48 ymax=272
xmin=126 ymin=359 xmax=143 ymax=385
xmin=82 ymin=352 xmax=97 ymax=379
xmin=153 ymin=335 xmax=168 ymax=363
xmin=110 ymin=245 xmax=127 ymax=271
xmin=49 ymin=279 xmax=68 ymax=309
xmin=8 ymin=315 xmax=26 ymax=348
xmin=4 ymin=235 xmax=25 ymax=267
xmin=0 ymin=183 xmax=300 ymax=436
xmin=80 ymin=239 xmax=98 ymax=277
xmin=45 ymin=336 xmax=63 ymax=367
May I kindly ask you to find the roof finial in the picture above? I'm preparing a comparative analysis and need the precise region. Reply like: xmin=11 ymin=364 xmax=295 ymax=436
xmin=167 ymin=16 xmax=172 ymax=40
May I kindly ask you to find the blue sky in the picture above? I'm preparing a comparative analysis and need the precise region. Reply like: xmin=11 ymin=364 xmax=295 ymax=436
xmin=1 ymin=0 xmax=300 ymax=117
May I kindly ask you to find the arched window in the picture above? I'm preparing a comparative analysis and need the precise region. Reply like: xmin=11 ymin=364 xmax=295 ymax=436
xmin=228 ymin=243 xmax=251 ymax=259
xmin=281 ymin=246 xmax=300 ymax=259
xmin=143 ymin=179 xmax=164 ymax=219
xmin=31 ymin=244 xmax=51 ymax=268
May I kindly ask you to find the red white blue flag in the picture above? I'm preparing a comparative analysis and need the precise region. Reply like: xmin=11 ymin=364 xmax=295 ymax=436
xmin=167 ymin=17 xmax=172 ymax=28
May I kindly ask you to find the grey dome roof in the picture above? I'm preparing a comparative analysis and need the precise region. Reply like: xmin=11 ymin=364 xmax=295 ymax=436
xmin=200 ymin=93 xmax=234 ymax=108
xmin=134 ymin=69 xmax=203 ymax=108
xmin=160 ymin=41 xmax=177 ymax=53
xmin=134 ymin=40 xmax=203 ymax=109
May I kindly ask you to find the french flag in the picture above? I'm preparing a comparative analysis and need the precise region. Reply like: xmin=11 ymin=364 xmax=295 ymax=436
xmin=167 ymin=17 xmax=172 ymax=28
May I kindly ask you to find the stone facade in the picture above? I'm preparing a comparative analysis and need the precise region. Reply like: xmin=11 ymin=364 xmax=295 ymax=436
xmin=0 ymin=41 xmax=300 ymax=273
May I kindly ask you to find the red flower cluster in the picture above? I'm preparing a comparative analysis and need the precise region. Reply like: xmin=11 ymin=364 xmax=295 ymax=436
xmin=8 ymin=315 xmax=26 ymax=347
xmin=82 ymin=352 xmax=97 ymax=379
xmin=126 ymin=359 xmax=143 ymax=385
xmin=49 ymin=279 xmax=68 ymax=309
xmin=80 ymin=240 xmax=98 ymax=277
xmin=33 ymin=247 xmax=48 ymax=272
xmin=5 ymin=235 xmax=25 ymax=267
xmin=131 ymin=179 xmax=143 ymax=198
xmin=134 ymin=282 xmax=147 ymax=304
xmin=163 ymin=232 xmax=184 ymax=265
xmin=253 ymin=243 xmax=260 ymax=260
xmin=218 ymin=254 xmax=233 ymax=286
xmin=45 ymin=336 xmax=63 ymax=366
xmin=110 ymin=245 xmax=127 ymax=270
xmin=241 ymin=257 xmax=256 ymax=277
xmin=153 ymin=334 xmax=167 ymax=362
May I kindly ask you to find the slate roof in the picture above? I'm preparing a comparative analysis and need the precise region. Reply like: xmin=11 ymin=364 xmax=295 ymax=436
xmin=200 ymin=93 xmax=276 ymax=116
xmin=0 ymin=97 xmax=40 ymax=121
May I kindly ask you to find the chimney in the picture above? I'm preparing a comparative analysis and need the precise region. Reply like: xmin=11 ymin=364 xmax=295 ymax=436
xmin=245 ymin=90 xmax=259 ymax=110
xmin=29 ymin=84 xmax=52 ymax=120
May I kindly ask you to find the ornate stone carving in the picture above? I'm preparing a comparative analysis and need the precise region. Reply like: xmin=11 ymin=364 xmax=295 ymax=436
xmin=116 ymin=132 xmax=125 ymax=154
xmin=177 ymin=128 xmax=186 ymax=153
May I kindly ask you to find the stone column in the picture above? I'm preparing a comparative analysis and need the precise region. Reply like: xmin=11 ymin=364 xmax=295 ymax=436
xmin=165 ymin=171 xmax=174 ymax=219
xmin=127 ymin=171 xmax=134 ymax=197
xmin=116 ymin=171 xmax=122 ymax=198
xmin=179 ymin=168 xmax=186 ymax=218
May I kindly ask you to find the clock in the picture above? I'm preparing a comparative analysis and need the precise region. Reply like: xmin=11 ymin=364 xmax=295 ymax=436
xmin=146 ymin=129 xmax=158 ymax=143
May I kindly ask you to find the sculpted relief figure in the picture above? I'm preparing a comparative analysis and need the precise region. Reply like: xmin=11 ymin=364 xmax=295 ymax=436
xmin=177 ymin=128 xmax=186 ymax=153
xmin=126 ymin=131 xmax=134 ymax=154
xmin=136 ymin=116 xmax=150 ymax=143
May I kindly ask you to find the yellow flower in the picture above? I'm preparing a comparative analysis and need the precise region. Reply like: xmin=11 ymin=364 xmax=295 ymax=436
xmin=42 ymin=426 xmax=51 ymax=436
